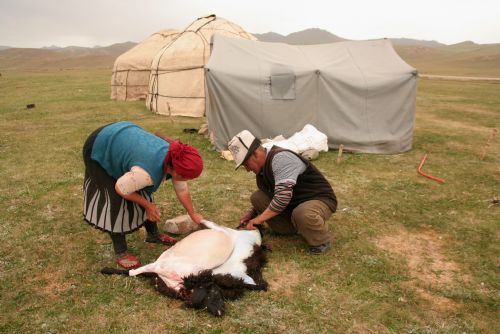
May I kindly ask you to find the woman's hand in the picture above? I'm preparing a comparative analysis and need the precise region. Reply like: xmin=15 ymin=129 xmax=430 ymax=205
xmin=190 ymin=212 xmax=204 ymax=224
xmin=145 ymin=203 xmax=161 ymax=222
xmin=171 ymin=179 xmax=204 ymax=224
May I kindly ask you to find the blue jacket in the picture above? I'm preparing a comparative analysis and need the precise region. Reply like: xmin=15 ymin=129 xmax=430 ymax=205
xmin=91 ymin=121 xmax=169 ymax=193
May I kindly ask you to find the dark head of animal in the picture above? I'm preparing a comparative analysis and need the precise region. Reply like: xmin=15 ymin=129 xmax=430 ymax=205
xmin=183 ymin=270 xmax=226 ymax=316
xmin=187 ymin=283 xmax=225 ymax=316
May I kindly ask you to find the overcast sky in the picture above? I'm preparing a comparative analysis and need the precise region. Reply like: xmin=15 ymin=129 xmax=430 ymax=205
xmin=1 ymin=0 xmax=499 ymax=48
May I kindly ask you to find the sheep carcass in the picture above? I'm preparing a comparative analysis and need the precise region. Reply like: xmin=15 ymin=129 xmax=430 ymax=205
xmin=101 ymin=220 xmax=267 ymax=316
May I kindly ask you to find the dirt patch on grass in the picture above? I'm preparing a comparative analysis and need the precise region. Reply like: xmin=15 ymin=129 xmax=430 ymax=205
xmin=415 ymin=287 xmax=459 ymax=313
xmin=420 ymin=113 xmax=490 ymax=133
xmin=420 ymin=74 xmax=500 ymax=82
xmin=349 ymin=322 xmax=389 ymax=334
xmin=33 ymin=270 xmax=76 ymax=300
xmin=41 ymin=204 xmax=65 ymax=220
xmin=451 ymin=104 xmax=498 ymax=117
xmin=375 ymin=228 xmax=467 ymax=314
xmin=265 ymin=237 xmax=293 ymax=251
xmin=267 ymin=260 xmax=301 ymax=297
xmin=375 ymin=229 xmax=459 ymax=285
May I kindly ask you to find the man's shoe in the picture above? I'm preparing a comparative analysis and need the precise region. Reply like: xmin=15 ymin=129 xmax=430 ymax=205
xmin=309 ymin=242 xmax=331 ymax=255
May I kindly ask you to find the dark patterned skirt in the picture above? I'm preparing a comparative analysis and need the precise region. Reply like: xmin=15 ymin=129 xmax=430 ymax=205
xmin=82 ymin=126 xmax=154 ymax=234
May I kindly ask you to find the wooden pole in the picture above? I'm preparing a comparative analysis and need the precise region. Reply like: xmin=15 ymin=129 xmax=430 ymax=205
xmin=480 ymin=128 xmax=497 ymax=160
xmin=336 ymin=144 xmax=344 ymax=164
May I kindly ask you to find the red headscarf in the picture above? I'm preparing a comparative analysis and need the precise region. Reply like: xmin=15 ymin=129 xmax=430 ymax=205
xmin=164 ymin=141 xmax=203 ymax=179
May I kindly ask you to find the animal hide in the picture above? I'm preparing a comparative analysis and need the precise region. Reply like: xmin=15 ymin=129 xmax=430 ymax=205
xmin=101 ymin=220 xmax=268 ymax=316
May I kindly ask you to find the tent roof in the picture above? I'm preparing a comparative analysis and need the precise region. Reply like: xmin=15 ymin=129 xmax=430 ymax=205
xmin=150 ymin=15 xmax=256 ymax=72
xmin=207 ymin=35 xmax=415 ymax=77
xmin=113 ymin=29 xmax=179 ymax=71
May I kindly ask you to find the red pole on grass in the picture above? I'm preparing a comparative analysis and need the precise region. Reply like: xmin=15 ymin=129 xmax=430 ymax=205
xmin=418 ymin=154 xmax=446 ymax=184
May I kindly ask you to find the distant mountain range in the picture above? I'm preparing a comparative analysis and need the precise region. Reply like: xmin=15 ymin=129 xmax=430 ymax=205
xmin=254 ymin=28 xmax=447 ymax=47
xmin=0 ymin=42 xmax=135 ymax=70
xmin=1 ymin=29 xmax=499 ymax=77
xmin=254 ymin=28 xmax=348 ymax=44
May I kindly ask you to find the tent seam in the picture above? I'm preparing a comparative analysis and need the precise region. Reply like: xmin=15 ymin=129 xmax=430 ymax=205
xmin=296 ymin=46 xmax=320 ymax=126
xmin=345 ymin=44 xmax=373 ymax=144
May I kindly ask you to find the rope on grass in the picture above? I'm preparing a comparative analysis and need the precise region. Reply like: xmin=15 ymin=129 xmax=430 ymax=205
xmin=417 ymin=154 xmax=446 ymax=184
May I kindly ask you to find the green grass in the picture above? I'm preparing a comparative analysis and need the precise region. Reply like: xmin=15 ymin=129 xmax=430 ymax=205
xmin=0 ymin=70 xmax=498 ymax=333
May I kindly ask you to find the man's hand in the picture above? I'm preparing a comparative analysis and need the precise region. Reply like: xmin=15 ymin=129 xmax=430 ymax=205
xmin=239 ymin=208 xmax=255 ymax=226
xmin=246 ymin=217 xmax=263 ymax=230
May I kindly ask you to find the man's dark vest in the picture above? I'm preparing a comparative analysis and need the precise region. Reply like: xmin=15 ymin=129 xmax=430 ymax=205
xmin=256 ymin=147 xmax=337 ymax=212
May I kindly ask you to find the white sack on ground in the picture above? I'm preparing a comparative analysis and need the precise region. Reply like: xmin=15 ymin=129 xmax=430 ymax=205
xmin=262 ymin=124 xmax=329 ymax=154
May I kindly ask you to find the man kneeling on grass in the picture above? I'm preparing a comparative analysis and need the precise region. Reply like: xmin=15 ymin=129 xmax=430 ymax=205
xmin=228 ymin=130 xmax=337 ymax=255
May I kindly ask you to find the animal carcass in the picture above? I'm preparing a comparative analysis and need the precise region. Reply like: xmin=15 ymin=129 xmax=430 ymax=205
xmin=101 ymin=220 xmax=267 ymax=316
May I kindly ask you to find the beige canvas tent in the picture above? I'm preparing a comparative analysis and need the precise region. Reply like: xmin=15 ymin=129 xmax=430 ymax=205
xmin=205 ymin=35 xmax=418 ymax=154
xmin=146 ymin=15 xmax=256 ymax=117
xmin=111 ymin=29 xmax=179 ymax=101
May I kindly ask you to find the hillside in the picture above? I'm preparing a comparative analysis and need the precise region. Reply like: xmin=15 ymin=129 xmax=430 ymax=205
xmin=254 ymin=30 xmax=443 ymax=48
xmin=394 ymin=42 xmax=500 ymax=77
xmin=1 ymin=30 xmax=499 ymax=77
xmin=254 ymin=28 xmax=346 ymax=44
xmin=0 ymin=42 xmax=136 ymax=70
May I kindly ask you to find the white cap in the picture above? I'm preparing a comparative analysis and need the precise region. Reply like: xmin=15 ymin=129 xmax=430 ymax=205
xmin=227 ymin=130 xmax=261 ymax=169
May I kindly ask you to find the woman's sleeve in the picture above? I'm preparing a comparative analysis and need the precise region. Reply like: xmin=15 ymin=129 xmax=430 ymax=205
xmin=115 ymin=166 xmax=154 ymax=195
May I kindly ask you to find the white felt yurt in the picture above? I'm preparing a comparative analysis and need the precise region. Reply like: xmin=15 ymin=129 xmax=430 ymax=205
xmin=146 ymin=15 xmax=256 ymax=117
xmin=111 ymin=29 xmax=179 ymax=101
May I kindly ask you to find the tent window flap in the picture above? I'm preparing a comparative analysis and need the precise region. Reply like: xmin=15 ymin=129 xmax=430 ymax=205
xmin=270 ymin=73 xmax=296 ymax=100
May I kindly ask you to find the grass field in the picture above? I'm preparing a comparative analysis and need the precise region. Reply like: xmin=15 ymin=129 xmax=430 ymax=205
xmin=0 ymin=70 xmax=498 ymax=333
